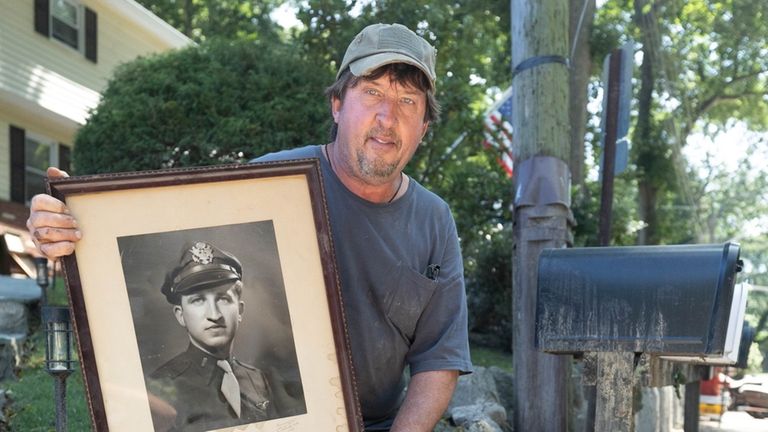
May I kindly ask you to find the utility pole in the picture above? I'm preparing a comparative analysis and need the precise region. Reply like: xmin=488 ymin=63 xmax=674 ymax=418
xmin=511 ymin=0 xmax=572 ymax=431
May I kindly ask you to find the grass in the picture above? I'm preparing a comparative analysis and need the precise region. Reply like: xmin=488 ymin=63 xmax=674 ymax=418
xmin=2 ymin=281 xmax=90 ymax=431
xmin=470 ymin=345 xmax=513 ymax=373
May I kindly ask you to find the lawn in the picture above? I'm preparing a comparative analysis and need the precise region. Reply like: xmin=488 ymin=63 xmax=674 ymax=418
xmin=2 ymin=281 xmax=90 ymax=431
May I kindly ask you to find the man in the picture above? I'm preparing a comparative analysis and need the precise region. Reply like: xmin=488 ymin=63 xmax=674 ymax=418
xmin=28 ymin=23 xmax=472 ymax=431
xmin=147 ymin=240 xmax=300 ymax=431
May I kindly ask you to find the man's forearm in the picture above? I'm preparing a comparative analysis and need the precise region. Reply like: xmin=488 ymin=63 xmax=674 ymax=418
xmin=390 ymin=369 xmax=459 ymax=432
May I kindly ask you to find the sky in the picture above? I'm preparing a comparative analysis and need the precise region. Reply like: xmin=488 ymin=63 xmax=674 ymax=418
xmin=270 ymin=3 xmax=301 ymax=29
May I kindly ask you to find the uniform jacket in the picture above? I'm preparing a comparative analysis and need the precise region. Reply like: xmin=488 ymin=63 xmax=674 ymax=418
xmin=148 ymin=345 xmax=286 ymax=431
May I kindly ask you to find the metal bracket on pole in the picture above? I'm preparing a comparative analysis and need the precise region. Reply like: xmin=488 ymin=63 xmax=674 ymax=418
xmin=514 ymin=156 xmax=575 ymax=244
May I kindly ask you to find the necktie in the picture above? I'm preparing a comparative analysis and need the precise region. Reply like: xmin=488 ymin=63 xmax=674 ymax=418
xmin=217 ymin=359 xmax=241 ymax=417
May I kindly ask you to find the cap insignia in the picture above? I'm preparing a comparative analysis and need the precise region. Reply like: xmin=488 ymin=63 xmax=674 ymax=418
xmin=190 ymin=242 xmax=214 ymax=264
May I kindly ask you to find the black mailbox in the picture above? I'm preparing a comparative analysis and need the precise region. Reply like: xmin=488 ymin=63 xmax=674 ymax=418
xmin=536 ymin=242 xmax=743 ymax=362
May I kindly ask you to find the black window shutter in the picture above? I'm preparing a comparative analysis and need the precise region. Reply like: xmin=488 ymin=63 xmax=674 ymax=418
xmin=10 ymin=126 xmax=26 ymax=204
xmin=85 ymin=7 xmax=97 ymax=63
xmin=59 ymin=144 xmax=71 ymax=174
xmin=34 ymin=0 xmax=50 ymax=37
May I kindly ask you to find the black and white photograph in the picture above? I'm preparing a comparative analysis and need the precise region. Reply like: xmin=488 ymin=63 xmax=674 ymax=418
xmin=48 ymin=161 xmax=362 ymax=431
xmin=117 ymin=220 xmax=307 ymax=432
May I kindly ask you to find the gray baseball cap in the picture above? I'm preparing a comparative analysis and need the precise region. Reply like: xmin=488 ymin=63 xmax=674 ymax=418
xmin=337 ymin=23 xmax=437 ymax=90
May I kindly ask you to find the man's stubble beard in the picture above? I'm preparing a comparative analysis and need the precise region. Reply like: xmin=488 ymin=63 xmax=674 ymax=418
xmin=355 ymin=147 xmax=399 ymax=180
xmin=354 ymin=126 xmax=402 ymax=181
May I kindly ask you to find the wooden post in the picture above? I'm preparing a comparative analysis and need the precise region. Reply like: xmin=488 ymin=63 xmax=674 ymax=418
xmin=510 ymin=0 xmax=571 ymax=430
xmin=595 ymin=352 xmax=636 ymax=432
xmin=683 ymin=381 xmax=700 ymax=432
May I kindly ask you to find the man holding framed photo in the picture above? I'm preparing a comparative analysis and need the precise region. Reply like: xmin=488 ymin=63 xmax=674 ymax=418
xmin=28 ymin=22 xmax=472 ymax=432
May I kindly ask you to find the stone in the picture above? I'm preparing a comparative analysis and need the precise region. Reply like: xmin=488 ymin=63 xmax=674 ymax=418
xmin=488 ymin=366 xmax=514 ymax=419
xmin=451 ymin=401 xmax=507 ymax=425
xmin=0 ymin=277 xmax=41 ymax=380
xmin=467 ymin=419 xmax=503 ymax=432
xmin=0 ymin=389 xmax=7 ymax=424
xmin=0 ymin=301 xmax=28 ymax=340
xmin=448 ymin=366 xmax=500 ymax=412
xmin=0 ymin=344 xmax=17 ymax=381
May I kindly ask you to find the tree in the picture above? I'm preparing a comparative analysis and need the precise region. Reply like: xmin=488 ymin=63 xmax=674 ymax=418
xmin=73 ymin=38 xmax=332 ymax=174
xmin=135 ymin=0 xmax=283 ymax=42
xmin=593 ymin=0 xmax=768 ymax=245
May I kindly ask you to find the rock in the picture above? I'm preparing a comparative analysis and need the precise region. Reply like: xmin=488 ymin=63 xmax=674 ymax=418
xmin=433 ymin=418 xmax=458 ymax=432
xmin=467 ymin=419 xmax=503 ymax=432
xmin=448 ymin=366 xmax=500 ymax=412
xmin=451 ymin=401 xmax=511 ymax=432
xmin=0 ymin=301 xmax=28 ymax=340
xmin=0 ymin=389 xmax=7 ymax=423
xmin=0 ymin=343 xmax=19 ymax=381
xmin=0 ymin=276 xmax=41 ymax=343
xmin=488 ymin=366 xmax=514 ymax=420
xmin=451 ymin=401 xmax=507 ymax=425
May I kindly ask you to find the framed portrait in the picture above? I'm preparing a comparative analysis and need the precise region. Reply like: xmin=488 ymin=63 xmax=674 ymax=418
xmin=48 ymin=160 xmax=362 ymax=432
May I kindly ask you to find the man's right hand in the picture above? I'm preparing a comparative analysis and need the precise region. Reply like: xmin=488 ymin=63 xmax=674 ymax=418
xmin=26 ymin=167 xmax=81 ymax=260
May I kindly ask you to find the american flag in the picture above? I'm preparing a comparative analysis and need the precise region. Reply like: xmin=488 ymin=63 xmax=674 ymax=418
xmin=483 ymin=87 xmax=515 ymax=177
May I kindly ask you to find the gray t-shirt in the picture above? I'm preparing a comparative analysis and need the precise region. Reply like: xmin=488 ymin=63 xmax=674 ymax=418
xmin=256 ymin=145 xmax=472 ymax=429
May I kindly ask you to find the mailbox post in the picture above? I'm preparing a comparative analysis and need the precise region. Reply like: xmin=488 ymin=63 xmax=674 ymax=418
xmin=536 ymin=243 xmax=744 ymax=431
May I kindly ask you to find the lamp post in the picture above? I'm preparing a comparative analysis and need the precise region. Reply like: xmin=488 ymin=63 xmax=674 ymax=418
xmin=43 ymin=306 xmax=75 ymax=432
xmin=34 ymin=257 xmax=49 ymax=305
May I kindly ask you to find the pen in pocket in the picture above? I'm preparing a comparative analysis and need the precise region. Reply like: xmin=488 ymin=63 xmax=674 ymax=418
xmin=425 ymin=264 xmax=440 ymax=280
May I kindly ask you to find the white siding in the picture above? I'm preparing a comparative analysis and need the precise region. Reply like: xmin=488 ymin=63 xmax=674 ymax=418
xmin=0 ymin=0 xmax=190 ymax=202
xmin=0 ymin=0 xmax=191 ymax=125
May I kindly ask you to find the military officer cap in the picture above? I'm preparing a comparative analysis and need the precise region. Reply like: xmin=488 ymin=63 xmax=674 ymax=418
xmin=161 ymin=241 xmax=242 ymax=304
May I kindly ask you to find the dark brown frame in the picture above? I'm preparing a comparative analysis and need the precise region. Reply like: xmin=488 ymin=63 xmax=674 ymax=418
xmin=47 ymin=159 xmax=362 ymax=432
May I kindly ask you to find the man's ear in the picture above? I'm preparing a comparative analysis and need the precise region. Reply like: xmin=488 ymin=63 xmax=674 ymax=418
xmin=173 ymin=305 xmax=186 ymax=328
xmin=331 ymin=97 xmax=343 ymax=123
xmin=420 ymin=121 xmax=430 ymax=141
xmin=238 ymin=301 xmax=244 ymax=322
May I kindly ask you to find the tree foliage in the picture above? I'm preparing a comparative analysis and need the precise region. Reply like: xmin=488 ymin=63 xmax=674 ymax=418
xmin=76 ymin=0 xmax=768 ymax=354
xmin=74 ymin=38 xmax=332 ymax=174
xmin=135 ymin=0 xmax=282 ymax=42
xmin=591 ymin=0 xmax=768 ymax=369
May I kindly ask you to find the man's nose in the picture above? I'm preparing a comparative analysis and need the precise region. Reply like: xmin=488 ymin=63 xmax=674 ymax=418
xmin=376 ymin=97 xmax=398 ymax=129
xmin=205 ymin=300 xmax=223 ymax=320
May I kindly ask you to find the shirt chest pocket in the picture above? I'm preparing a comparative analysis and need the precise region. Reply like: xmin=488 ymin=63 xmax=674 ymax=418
xmin=385 ymin=262 xmax=438 ymax=343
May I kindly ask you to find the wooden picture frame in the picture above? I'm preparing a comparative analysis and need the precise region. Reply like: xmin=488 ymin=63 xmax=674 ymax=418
xmin=48 ymin=160 xmax=362 ymax=432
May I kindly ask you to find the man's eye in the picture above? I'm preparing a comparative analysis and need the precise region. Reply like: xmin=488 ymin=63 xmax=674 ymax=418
xmin=189 ymin=296 xmax=204 ymax=304
xmin=365 ymin=89 xmax=380 ymax=96
xmin=401 ymin=97 xmax=415 ymax=105
xmin=217 ymin=296 xmax=233 ymax=304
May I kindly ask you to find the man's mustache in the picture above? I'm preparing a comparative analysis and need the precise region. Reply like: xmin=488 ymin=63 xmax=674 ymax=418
xmin=366 ymin=127 xmax=400 ymax=145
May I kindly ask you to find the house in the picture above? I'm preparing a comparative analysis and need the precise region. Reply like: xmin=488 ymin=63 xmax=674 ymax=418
xmin=0 ymin=0 xmax=192 ymax=276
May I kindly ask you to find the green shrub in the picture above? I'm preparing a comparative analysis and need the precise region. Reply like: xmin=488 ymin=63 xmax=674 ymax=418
xmin=74 ymin=38 xmax=333 ymax=174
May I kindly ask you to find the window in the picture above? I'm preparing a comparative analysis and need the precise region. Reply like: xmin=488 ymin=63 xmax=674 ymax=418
xmin=9 ymin=126 xmax=69 ymax=205
xmin=51 ymin=0 xmax=79 ymax=50
xmin=34 ymin=0 xmax=97 ymax=63
xmin=24 ymin=136 xmax=58 ymax=203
